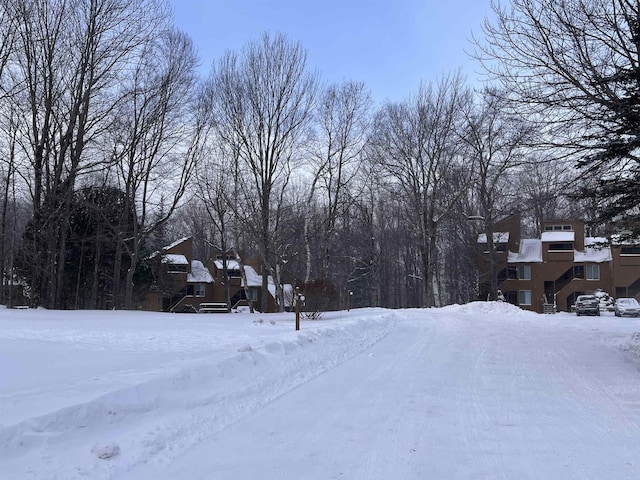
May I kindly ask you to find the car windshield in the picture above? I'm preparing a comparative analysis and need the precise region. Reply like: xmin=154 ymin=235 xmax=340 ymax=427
xmin=578 ymin=295 xmax=596 ymax=301
xmin=618 ymin=298 xmax=640 ymax=306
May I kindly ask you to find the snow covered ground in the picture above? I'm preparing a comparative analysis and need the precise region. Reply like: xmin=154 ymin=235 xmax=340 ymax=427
xmin=2 ymin=303 xmax=640 ymax=479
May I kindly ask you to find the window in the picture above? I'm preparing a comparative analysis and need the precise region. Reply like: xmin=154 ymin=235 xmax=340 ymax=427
xmin=167 ymin=263 xmax=188 ymax=273
xmin=507 ymin=266 xmax=517 ymax=280
xmin=227 ymin=269 xmax=242 ymax=278
xmin=186 ymin=285 xmax=194 ymax=296
xmin=195 ymin=284 xmax=205 ymax=297
xmin=548 ymin=242 xmax=573 ymax=251
xmin=545 ymin=224 xmax=572 ymax=231
xmin=248 ymin=287 xmax=258 ymax=301
xmin=518 ymin=265 xmax=531 ymax=280
xmin=519 ymin=290 xmax=532 ymax=305
xmin=574 ymin=265 xmax=585 ymax=279
xmin=621 ymin=246 xmax=640 ymax=255
xmin=586 ymin=264 xmax=600 ymax=280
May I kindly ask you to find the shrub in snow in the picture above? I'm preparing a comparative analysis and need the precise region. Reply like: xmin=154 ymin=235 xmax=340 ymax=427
xmin=594 ymin=289 xmax=615 ymax=310
xmin=237 ymin=344 xmax=253 ymax=352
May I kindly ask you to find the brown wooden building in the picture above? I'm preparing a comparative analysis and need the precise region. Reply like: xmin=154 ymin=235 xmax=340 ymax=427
xmin=143 ymin=238 xmax=293 ymax=313
xmin=476 ymin=216 xmax=640 ymax=313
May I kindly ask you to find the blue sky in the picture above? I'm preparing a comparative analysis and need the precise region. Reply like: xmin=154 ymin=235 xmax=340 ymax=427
xmin=169 ymin=1 xmax=494 ymax=104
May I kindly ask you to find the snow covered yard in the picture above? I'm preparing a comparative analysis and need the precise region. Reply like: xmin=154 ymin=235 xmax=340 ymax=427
xmin=2 ymin=304 xmax=640 ymax=479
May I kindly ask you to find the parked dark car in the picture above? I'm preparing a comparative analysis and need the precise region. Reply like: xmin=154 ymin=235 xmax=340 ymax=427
xmin=614 ymin=298 xmax=640 ymax=317
xmin=575 ymin=295 xmax=600 ymax=316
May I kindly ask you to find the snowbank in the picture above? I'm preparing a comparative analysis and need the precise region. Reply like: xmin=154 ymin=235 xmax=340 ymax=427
xmin=437 ymin=301 xmax=539 ymax=318
xmin=0 ymin=308 xmax=397 ymax=479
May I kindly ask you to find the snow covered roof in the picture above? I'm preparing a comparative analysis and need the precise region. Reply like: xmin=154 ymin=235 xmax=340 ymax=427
xmin=477 ymin=232 xmax=510 ymax=244
xmin=162 ymin=237 xmax=190 ymax=251
xmin=214 ymin=259 xmax=241 ymax=270
xmin=541 ymin=231 xmax=575 ymax=242
xmin=242 ymin=265 xmax=262 ymax=287
xmin=574 ymin=237 xmax=612 ymax=263
xmin=161 ymin=254 xmax=189 ymax=265
xmin=508 ymin=239 xmax=543 ymax=263
xmin=241 ymin=266 xmax=293 ymax=306
xmin=269 ymin=283 xmax=294 ymax=308
xmin=187 ymin=260 xmax=214 ymax=283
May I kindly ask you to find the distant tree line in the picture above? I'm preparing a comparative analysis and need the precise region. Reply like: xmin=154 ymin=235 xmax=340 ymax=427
xmin=0 ymin=0 xmax=632 ymax=310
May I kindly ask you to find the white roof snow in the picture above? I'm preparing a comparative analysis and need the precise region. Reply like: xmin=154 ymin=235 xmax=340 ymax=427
xmin=242 ymin=266 xmax=293 ymax=306
xmin=162 ymin=237 xmax=190 ymax=251
xmin=541 ymin=231 xmax=575 ymax=242
xmin=242 ymin=265 xmax=263 ymax=287
xmin=161 ymin=254 xmax=189 ymax=265
xmin=187 ymin=260 xmax=214 ymax=283
xmin=214 ymin=259 xmax=241 ymax=270
xmin=574 ymin=237 xmax=612 ymax=263
xmin=477 ymin=232 xmax=510 ymax=244
xmin=508 ymin=239 xmax=543 ymax=263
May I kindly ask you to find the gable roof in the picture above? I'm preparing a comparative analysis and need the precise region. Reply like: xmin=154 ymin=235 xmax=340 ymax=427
xmin=508 ymin=239 xmax=542 ymax=263
xmin=162 ymin=237 xmax=191 ymax=251
xmin=161 ymin=254 xmax=189 ymax=265
xmin=574 ymin=237 xmax=612 ymax=263
xmin=187 ymin=260 xmax=214 ymax=283
xmin=477 ymin=232 xmax=510 ymax=244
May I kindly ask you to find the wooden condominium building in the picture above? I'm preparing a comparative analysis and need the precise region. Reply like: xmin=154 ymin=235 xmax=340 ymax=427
xmin=143 ymin=237 xmax=293 ymax=313
xmin=476 ymin=215 xmax=640 ymax=313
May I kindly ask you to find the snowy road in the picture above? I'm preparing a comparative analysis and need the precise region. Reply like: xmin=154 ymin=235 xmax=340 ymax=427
xmin=3 ymin=304 xmax=640 ymax=479
xmin=137 ymin=307 xmax=640 ymax=480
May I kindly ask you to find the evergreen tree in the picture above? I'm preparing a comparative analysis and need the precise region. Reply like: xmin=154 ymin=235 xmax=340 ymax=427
xmin=478 ymin=0 xmax=640 ymax=235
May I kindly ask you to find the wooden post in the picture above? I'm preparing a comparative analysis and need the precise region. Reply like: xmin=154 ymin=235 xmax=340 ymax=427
xmin=295 ymin=286 xmax=300 ymax=331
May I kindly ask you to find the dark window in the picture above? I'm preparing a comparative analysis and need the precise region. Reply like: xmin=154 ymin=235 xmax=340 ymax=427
xmin=167 ymin=263 xmax=188 ymax=273
xmin=186 ymin=285 xmax=194 ymax=296
xmin=621 ymin=246 xmax=640 ymax=255
xmin=574 ymin=265 xmax=585 ymax=279
xmin=507 ymin=266 xmax=517 ymax=280
xmin=549 ymin=242 xmax=573 ymax=251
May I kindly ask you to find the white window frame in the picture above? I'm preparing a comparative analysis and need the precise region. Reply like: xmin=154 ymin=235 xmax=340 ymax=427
xmin=519 ymin=290 xmax=532 ymax=305
xmin=518 ymin=265 xmax=531 ymax=280
xmin=194 ymin=283 xmax=206 ymax=297
xmin=586 ymin=264 xmax=600 ymax=280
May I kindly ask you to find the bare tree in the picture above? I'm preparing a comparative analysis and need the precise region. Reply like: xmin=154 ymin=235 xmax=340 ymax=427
xmin=6 ymin=0 xmax=168 ymax=308
xmin=370 ymin=73 xmax=469 ymax=307
xmin=459 ymin=87 xmax=533 ymax=300
xmin=107 ymin=27 xmax=200 ymax=308
xmin=477 ymin=0 xmax=640 ymax=235
xmin=206 ymin=32 xmax=318 ymax=312
xmin=305 ymin=80 xmax=371 ymax=283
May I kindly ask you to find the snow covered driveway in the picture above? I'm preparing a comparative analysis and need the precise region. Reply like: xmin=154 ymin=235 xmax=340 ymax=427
xmin=2 ymin=304 xmax=640 ymax=479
